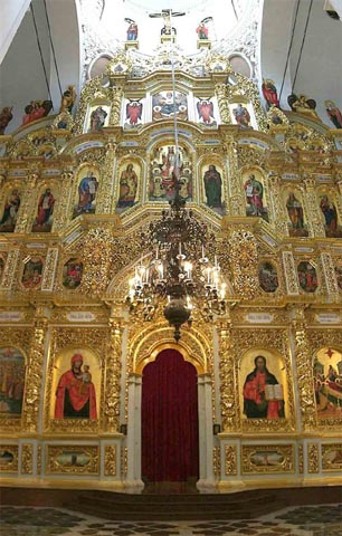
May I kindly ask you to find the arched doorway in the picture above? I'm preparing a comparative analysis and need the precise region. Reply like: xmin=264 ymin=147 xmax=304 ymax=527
xmin=141 ymin=349 xmax=199 ymax=483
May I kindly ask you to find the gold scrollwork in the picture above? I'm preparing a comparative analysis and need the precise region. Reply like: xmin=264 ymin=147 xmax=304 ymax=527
xmin=121 ymin=446 xmax=128 ymax=479
xmin=213 ymin=446 xmax=221 ymax=479
xmin=21 ymin=443 xmax=33 ymax=474
xmin=307 ymin=443 xmax=319 ymax=473
xmin=23 ymin=314 xmax=49 ymax=433
xmin=104 ymin=444 xmax=117 ymax=476
xmin=218 ymin=321 xmax=238 ymax=432
xmin=224 ymin=444 xmax=237 ymax=476
xmin=104 ymin=317 xmax=122 ymax=432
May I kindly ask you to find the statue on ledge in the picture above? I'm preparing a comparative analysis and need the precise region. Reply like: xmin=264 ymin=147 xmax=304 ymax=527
xmin=0 ymin=106 xmax=13 ymax=135
xmin=287 ymin=93 xmax=318 ymax=119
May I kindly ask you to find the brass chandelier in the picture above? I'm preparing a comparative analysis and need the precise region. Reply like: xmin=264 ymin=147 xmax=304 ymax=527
xmin=125 ymin=9 xmax=227 ymax=340
xmin=126 ymin=178 xmax=227 ymax=341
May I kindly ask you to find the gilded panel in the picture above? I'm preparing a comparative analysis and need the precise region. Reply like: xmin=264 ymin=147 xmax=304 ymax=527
xmin=224 ymin=445 xmax=237 ymax=476
xmin=104 ymin=445 xmax=117 ymax=477
xmin=321 ymin=444 xmax=342 ymax=472
xmin=0 ymin=444 xmax=19 ymax=472
xmin=46 ymin=445 xmax=99 ymax=474
xmin=307 ymin=443 xmax=320 ymax=474
xmin=241 ymin=444 xmax=294 ymax=474
xmin=21 ymin=443 xmax=33 ymax=475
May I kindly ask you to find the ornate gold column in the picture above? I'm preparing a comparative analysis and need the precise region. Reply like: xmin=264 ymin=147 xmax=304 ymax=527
xmin=1 ymin=248 xmax=20 ymax=290
xmin=218 ymin=318 xmax=238 ymax=432
xmin=215 ymin=84 xmax=231 ymax=125
xmin=53 ymin=168 xmax=74 ymax=231
xmin=303 ymin=175 xmax=325 ymax=237
xmin=268 ymin=172 xmax=288 ymax=234
xmin=97 ymin=136 xmax=118 ymax=214
xmin=282 ymin=251 xmax=300 ymax=295
xmin=41 ymin=248 xmax=59 ymax=291
xmin=292 ymin=307 xmax=316 ymax=432
xmin=104 ymin=312 xmax=123 ymax=432
xmin=23 ymin=307 xmax=50 ymax=434
xmin=319 ymin=252 xmax=339 ymax=297
xmin=223 ymin=134 xmax=245 ymax=216
xmin=15 ymin=167 xmax=40 ymax=233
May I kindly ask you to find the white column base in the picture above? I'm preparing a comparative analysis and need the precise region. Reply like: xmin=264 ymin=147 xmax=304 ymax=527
xmin=123 ymin=479 xmax=145 ymax=493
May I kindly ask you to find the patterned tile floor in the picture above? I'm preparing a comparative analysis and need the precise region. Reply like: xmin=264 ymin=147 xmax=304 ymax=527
xmin=0 ymin=504 xmax=341 ymax=536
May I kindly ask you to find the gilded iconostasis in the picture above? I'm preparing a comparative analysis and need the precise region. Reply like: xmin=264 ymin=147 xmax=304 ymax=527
xmin=0 ymin=45 xmax=341 ymax=491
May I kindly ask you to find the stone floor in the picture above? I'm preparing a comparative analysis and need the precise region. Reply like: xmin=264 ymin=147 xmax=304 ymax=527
xmin=0 ymin=504 xmax=341 ymax=536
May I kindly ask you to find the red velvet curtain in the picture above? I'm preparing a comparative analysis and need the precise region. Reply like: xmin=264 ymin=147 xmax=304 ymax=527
xmin=141 ymin=349 xmax=199 ymax=482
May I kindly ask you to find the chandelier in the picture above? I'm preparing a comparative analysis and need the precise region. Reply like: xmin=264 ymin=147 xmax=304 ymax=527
xmin=126 ymin=179 xmax=227 ymax=341
xmin=125 ymin=10 xmax=227 ymax=341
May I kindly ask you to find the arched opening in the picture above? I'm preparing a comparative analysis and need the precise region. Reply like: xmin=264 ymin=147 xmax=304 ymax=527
xmin=141 ymin=349 xmax=199 ymax=485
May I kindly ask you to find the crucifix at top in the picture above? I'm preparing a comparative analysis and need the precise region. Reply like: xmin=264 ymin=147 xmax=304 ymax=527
xmin=149 ymin=9 xmax=186 ymax=44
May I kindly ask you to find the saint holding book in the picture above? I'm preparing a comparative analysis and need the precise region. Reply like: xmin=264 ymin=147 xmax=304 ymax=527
xmin=243 ymin=355 xmax=284 ymax=419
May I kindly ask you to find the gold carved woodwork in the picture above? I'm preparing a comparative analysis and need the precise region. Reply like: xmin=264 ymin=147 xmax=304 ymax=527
xmin=22 ymin=313 xmax=49 ymax=434
xmin=1 ymin=249 xmax=20 ymax=290
xmin=307 ymin=443 xmax=319 ymax=473
xmin=321 ymin=444 xmax=342 ymax=472
xmin=218 ymin=320 xmax=238 ymax=432
xmin=319 ymin=252 xmax=339 ymax=296
xmin=104 ymin=445 xmax=117 ymax=477
xmin=21 ymin=443 xmax=33 ymax=474
xmin=104 ymin=317 xmax=123 ymax=432
xmin=215 ymin=84 xmax=231 ymax=125
xmin=41 ymin=248 xmax=58 ymax=292
xmin=128 ymin=319 xmax=212 ymax=375
xmin=37 ymin=444 xmax=42 ymax=475
xmin=46 ymin=445 xmax=99 ymax=474
xmin=224 ymin=444 xmax=238 ymax=476
xmin=213 ymin=446 xmax=221 ymax=479
xmin=81 ymin=228 xmax=116 ymax=297
xmin=241 ymin=444 xmax=295 ymax=474
xmin=298 ymin=444 xmax=304 ymax=474
xmin=282 ymin=251 xmax=299 ymax=295
xmin=0 ymin=445 xmax=19 ymax=472
xmin=97 ymin=139 xmax=117 ymax=214
xmin=121 ymin=446 xmax=128 ymax=479
xmin=228 ymin=229 xmax=259 ymax=299
xmin=292 ymin=309 xmax=317 ymax=431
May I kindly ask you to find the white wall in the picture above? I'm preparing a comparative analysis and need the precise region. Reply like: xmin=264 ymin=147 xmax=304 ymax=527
xmin=260 ymin=0 xmax=342 ymax=126
xmin=0 ymin=0 xmax=31 ymax=64
xmin=0 ymin=0 xmax=81 ymax=133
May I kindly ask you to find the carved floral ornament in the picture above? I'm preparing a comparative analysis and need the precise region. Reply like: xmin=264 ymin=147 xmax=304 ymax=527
xmin=127 ymin=319 xmax=212 ymax=375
